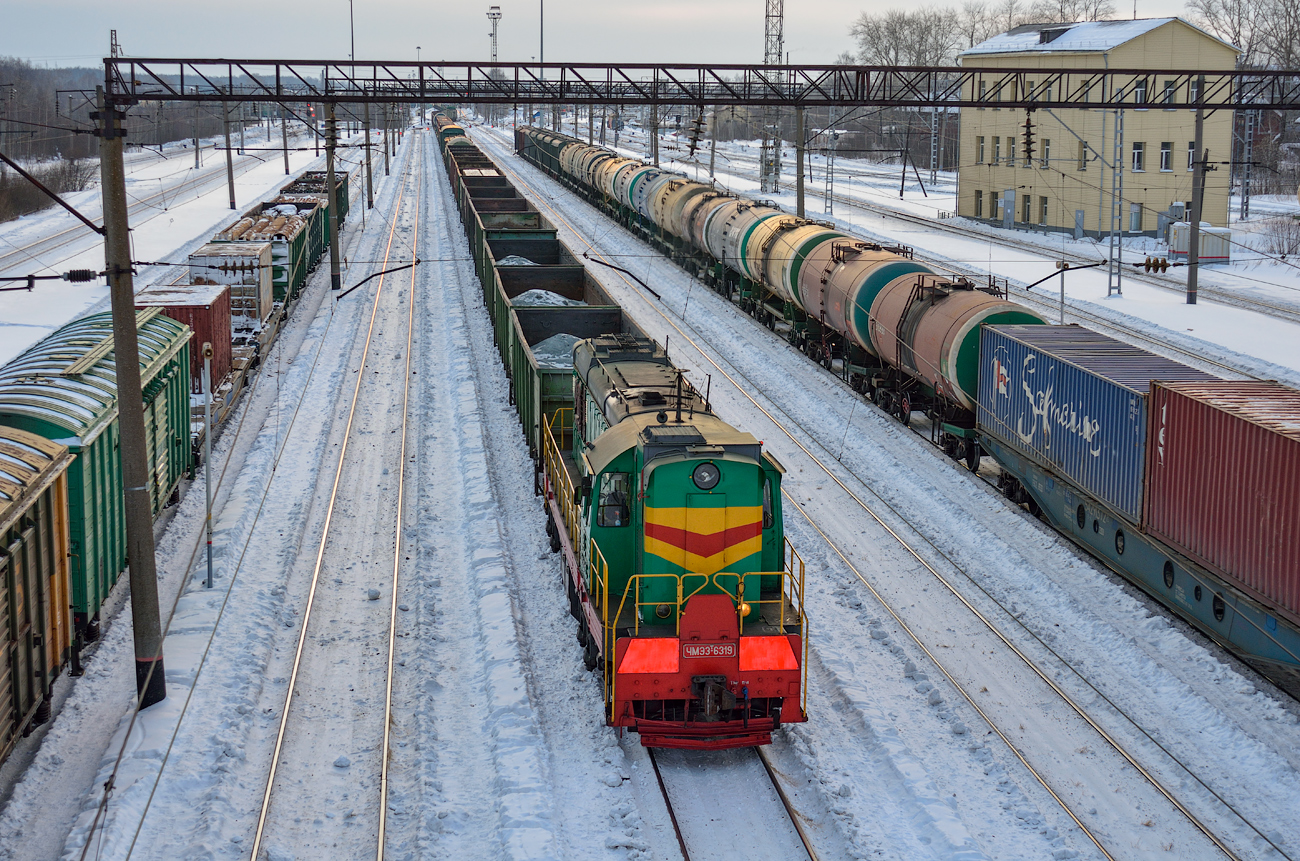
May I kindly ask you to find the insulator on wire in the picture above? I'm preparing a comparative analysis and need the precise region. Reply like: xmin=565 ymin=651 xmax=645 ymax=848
xmin=62 ymin=269 xmax=98 ymax=282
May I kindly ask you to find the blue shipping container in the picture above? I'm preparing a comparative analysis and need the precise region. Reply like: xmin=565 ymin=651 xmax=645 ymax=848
xmin=976 ymin=325 xmax=1215 ymax=523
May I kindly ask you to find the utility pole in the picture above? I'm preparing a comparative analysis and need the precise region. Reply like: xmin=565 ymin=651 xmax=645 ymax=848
xmin=94 ymin=85 xmax=167 ymax=709
xmin=281 ymin=108 xmax=289 ymax=174
xmin=1187 ymin=76 xmax=1206 ymax=305
xmin=325 ymin=103 xmax=342 ymax=291
xmin=384 ymin=104 xmax=391 ymax=175
xmin=650 ymin=103 xmax=659 ymax=166
xmin=222 ymin=101 xmax=236 ymax=209
xmin=364 ymin=101 xmax=374 ymax=209
xmin=238 ymin=102 xmax=245 ymax=154
xmin=795 ymin=107 xmax=805 ymax=217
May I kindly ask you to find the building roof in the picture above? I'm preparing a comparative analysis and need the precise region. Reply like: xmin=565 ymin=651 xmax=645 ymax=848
xmin=960 ymin=17 xmax=1239 ymax=58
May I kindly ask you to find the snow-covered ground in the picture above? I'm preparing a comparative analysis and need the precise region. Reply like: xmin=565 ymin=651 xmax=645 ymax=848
xmin=0 ymin=116 xmax=1297 ymax=861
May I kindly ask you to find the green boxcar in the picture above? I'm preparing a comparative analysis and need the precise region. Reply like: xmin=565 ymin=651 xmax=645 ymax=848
xmin=0 ymin=310 xmax=191 ymax=637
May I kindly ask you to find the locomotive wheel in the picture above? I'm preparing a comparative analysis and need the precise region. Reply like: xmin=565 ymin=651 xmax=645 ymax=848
xmin=583 ymin=640 xmax=599 ymax=672
xmin=576 ymin=619 xmax=588 ymax=646
xmin=548 ymin=523 xmax=561 ymax=553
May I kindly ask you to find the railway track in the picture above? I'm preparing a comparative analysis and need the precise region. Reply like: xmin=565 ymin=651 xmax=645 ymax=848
xmin=648 ymin=746 xmax=818 ymax=861
xmin=640 ymin=139 xmax=1300 ymax=327
xmin=247 ymin=131 xmax=420 ymax=861
xmin=477 ymin=129 xmax=1290 ymax=860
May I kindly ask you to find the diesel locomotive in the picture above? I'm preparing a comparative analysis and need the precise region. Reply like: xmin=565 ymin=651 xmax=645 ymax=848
xmin=542 ymin=335 xmax=807 ymax=749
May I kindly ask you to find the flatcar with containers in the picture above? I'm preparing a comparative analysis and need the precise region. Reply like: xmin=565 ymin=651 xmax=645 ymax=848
xmin=513 ymin=126 xmax=1300 ymax=691
xmin=441 ymin=126 xmax=808 ymax=748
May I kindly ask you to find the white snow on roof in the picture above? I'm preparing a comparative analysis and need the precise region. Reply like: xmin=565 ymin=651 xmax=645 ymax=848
xmin=961 ymin=17 xmax=1212 ymax=57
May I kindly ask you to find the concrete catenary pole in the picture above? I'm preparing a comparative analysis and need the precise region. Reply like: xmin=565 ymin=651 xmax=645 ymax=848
xmin=795 ymin=107 xmax=805 ymax=217
xmin=326 ymin=103 xmax=343 ymax=291
xmin=193 ymin=95 xmax=200 ymax=169
xmin=96 ymin=85 xmax=166 ymax=708
xmin=1187 ymin=76 xmax=1205 ymax=305
xmin=384 ymin=104 xmax=391 ymax=176
xmin=364 ymin=101 xmax=374 ymax=209
xmin=281 ymin=108 xmax=290 ymax=175
xmin=222 ymin=101 xmax=236 ymax=209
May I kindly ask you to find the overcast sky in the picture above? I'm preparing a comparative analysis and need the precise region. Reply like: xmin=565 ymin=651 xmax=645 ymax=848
xmin=6 ymin=0 xmax=1189 ymax=68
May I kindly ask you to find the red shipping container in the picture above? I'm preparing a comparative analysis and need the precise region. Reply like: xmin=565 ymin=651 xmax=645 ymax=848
xmin=135 ymin=283 xmax=232 ymax=394
xmin=1145 ymin=381 xmax=1300 ymax=625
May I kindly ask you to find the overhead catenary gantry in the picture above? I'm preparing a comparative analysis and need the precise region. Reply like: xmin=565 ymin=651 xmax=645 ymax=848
xmin=101 ymin=58 xmax=1300 ymax=110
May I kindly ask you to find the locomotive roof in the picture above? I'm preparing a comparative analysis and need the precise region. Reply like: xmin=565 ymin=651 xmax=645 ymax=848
xmin=585 ymin=408 xmax=760 ymax=475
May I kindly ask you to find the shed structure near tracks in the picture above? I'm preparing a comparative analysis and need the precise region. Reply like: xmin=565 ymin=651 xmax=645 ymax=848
xmin=955 ymin=17 xmax=1238 ymax=238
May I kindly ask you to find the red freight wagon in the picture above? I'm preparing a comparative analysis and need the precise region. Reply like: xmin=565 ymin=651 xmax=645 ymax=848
xmin=135 ymin=283 xmax=232 ymax=394
xmin=1145 ymin=381 xmax=1300 ymax=626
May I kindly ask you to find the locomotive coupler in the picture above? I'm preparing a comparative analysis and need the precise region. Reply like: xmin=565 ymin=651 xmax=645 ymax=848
xmin=691 ymin=675 xmax=736 ymax=721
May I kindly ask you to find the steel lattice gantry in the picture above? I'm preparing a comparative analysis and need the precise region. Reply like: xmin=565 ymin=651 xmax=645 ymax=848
xmin=101 ymin=59 xmax=1300 ymax=110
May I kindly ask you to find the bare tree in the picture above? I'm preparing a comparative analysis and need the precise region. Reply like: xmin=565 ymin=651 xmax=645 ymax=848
xmin=1260 ymin=0 xmax=1300 ymax=67
xmin=958 ymin=0 xmax=1000 ymax=46
xmin=1028 ymin=0 xmax=1117 ymax=22
xmin=1185 ymin=0 xmax=1266 ymax=64
xmin=850 ymin=7 xmax=963 ymax=65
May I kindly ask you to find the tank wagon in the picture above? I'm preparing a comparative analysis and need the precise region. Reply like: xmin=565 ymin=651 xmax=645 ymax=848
xmin=442 ymin=128 xmax=808 ymax=747
xmin=0 ymin=427 xmax=73 ymax=765
xmin=515 ymin=128 xmax=1300 ymax=690
xmin=516 ymin=127 xmax=1046 ymax=468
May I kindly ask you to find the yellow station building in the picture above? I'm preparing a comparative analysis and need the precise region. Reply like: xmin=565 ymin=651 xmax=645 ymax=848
xmin=956 ymin=18 xmax=1239 ymax=237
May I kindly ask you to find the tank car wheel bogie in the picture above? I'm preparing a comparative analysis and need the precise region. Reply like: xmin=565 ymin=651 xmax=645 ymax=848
xmin=896 ymin=395 xmax=912 ymax=426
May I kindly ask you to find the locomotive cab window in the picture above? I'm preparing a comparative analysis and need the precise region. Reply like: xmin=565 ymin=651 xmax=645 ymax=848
xmin=762 ymin=478 xmax=774 ymax=529
xmin=597 ymin=472 xmax=631 ymax=528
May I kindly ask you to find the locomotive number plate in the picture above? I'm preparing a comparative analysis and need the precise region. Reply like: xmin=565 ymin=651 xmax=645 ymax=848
xmin=683 ymin=642 xmax=737 ymax=659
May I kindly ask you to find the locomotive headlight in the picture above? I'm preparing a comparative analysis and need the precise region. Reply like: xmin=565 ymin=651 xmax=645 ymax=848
xmin=739 ymin=602 xmax=752 ymax=617
xmin=655 ymin=604 xmax=672 ymax=619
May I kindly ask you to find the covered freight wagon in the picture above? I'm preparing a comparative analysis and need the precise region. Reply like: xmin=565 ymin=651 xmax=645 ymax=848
xmin=1145 ymin=381 xmax=1300 ymax=627
xmin=976 ymin=325 xmax=1215 ymax=523
xmin=135 ymin=283 xmax=232 ymax=395
xmin=0 ymin=427 xmax=72 ymax=765
xmin=0 ymin=310 xmax=191 ymax=640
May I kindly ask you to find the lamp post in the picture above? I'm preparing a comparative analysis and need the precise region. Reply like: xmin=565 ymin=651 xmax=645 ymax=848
xmin=349 ymin=0 xmax=356 ymax=61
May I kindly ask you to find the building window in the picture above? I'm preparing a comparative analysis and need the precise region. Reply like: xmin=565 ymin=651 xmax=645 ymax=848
xmin=1132 ymin=142 xmax=1145 ymax=172
xmin=1190 ymin=78 xmax=1200 ymax=104
xmin=994 ymin=136 xmax=1001 ymax=163
xmin=1129 ymin=203 xmax=1142 ymax=232
xmin=1007 ymin=136 xmax=1016 ymax=166
xmin=1160 ymin=142 xmax=1172 ymax=171
xmin=1022 ymin=193 xmax=1032 ymax=224
xmin=1040 ymin=196 xmax=1048 ymax=225
xmin=975 ymin=190 xmax=983 ymax=217
xmin=992 ymin=193 xmax=1001 ymax=219
xmin=1188 ymin=141 xmax=1196 ymax=170
xmin=1078 ymin=140 xmax=1087 ymax=171
xmin=977 ymin=136 xmax=985 ymax=163
xmin=1134 ymin=78 xmax=1148 ymax=107
xmin=1163 ymin=80 xmax=1177 ymax=108
xmin=978 ymin=80 xmax=987 ymax=109
xmin=1041 ymin=82 xmax=1052 ymax=102
xmin=1041 ymin=138 xmax=1050 ymax=168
